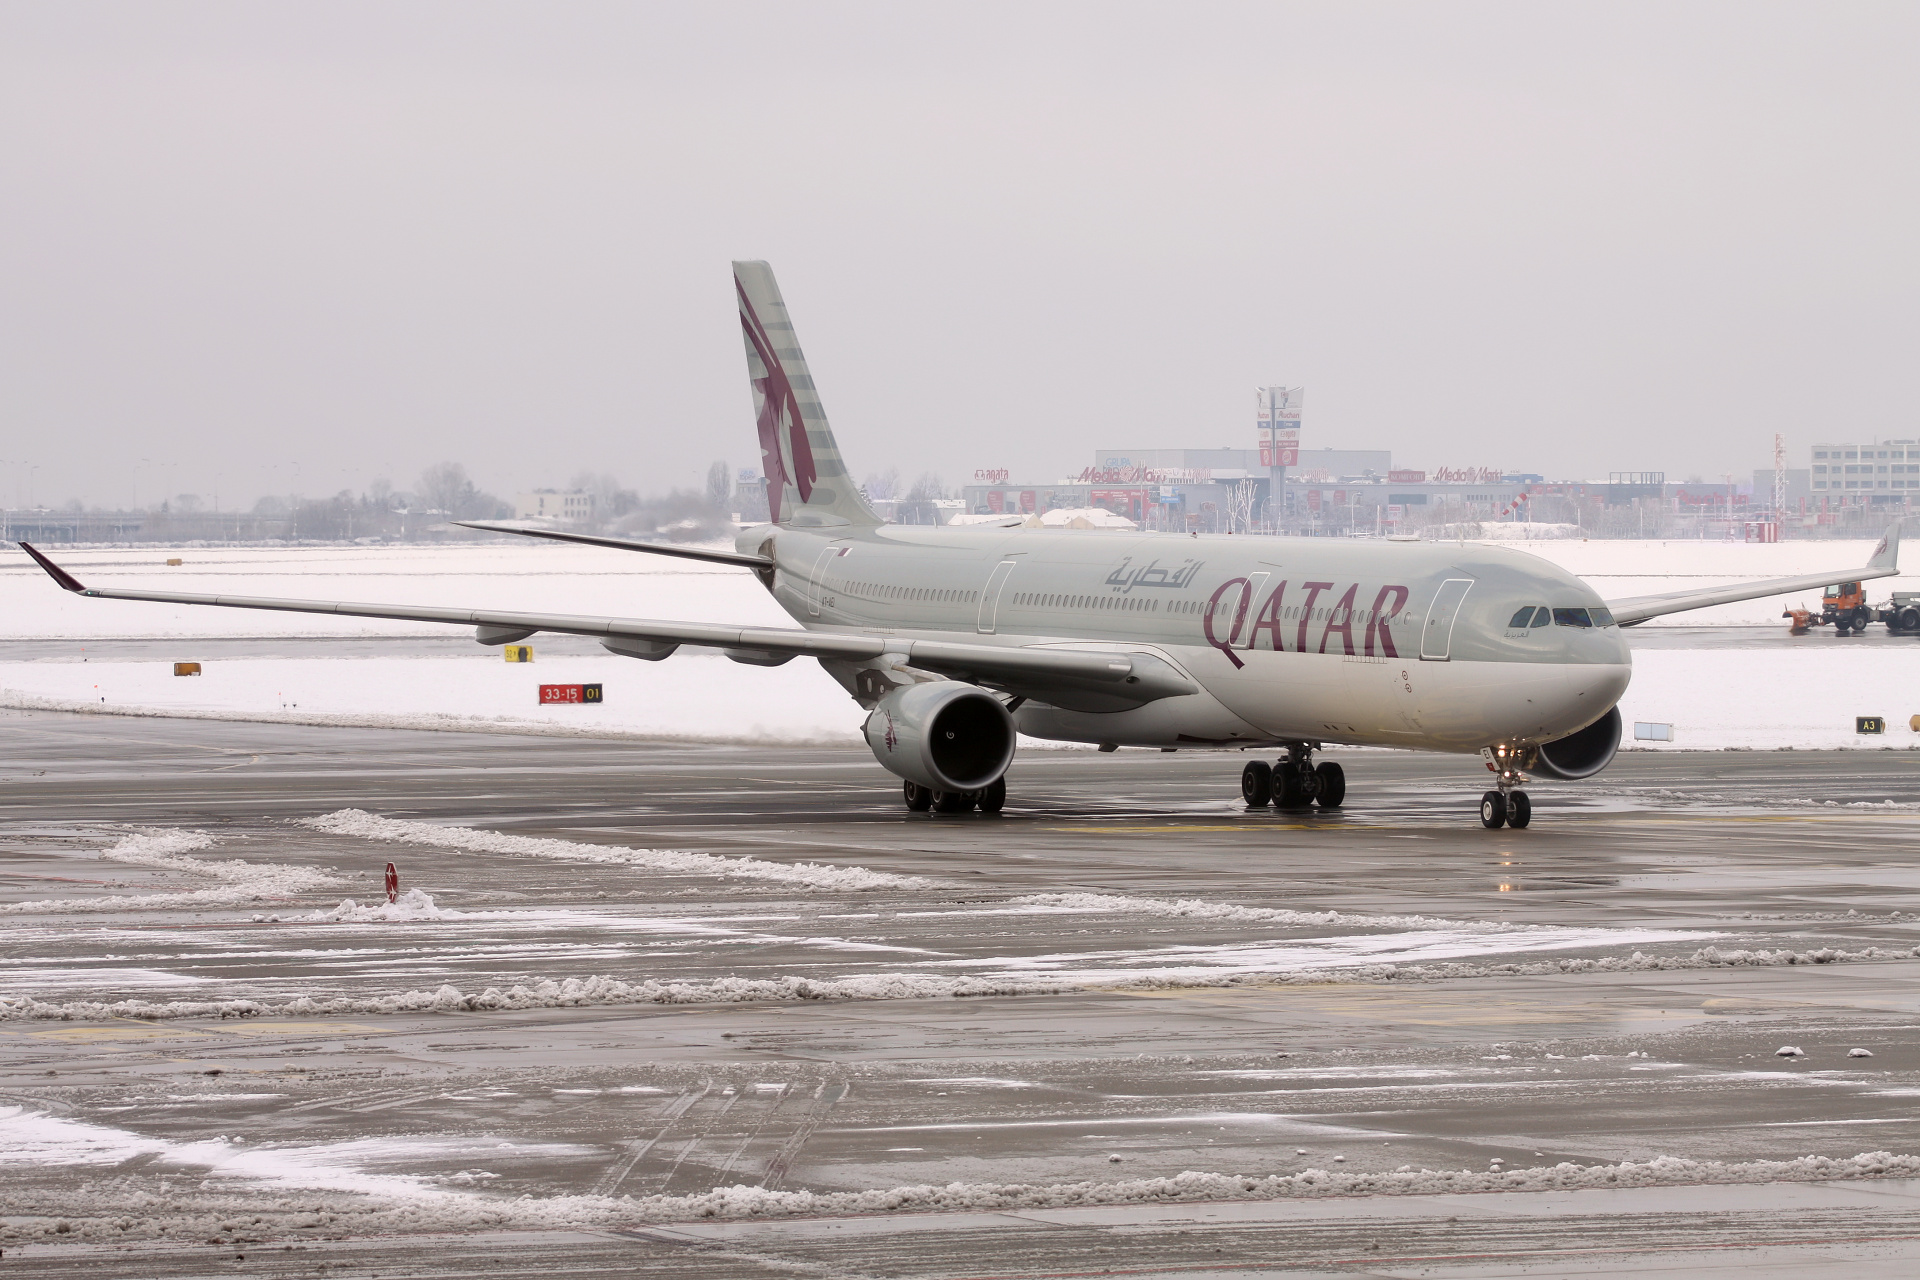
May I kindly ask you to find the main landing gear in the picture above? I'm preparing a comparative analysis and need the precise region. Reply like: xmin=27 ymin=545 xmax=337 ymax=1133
xmin=903 ymin=777 xmax=1006 ymax=814
xmin=1479 ymin=756 xmax=1532 ymax=830
xmin=1241 ymin=744 xmax=1344 ymax=811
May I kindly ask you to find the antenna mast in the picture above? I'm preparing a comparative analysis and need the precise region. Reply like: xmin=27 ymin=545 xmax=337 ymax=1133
xmin=1773 ymin=432 xmax=1786 ymax=520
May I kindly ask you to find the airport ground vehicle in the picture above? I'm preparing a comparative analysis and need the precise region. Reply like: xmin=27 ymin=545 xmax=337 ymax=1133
xmin=1880 ymin=593 xmax=1920 ymax=633
xmin=1785 ymin=586 xmax=1920 ymax=634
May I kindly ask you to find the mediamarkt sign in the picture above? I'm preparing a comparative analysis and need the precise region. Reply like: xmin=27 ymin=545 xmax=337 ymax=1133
xmin=1257 ymin=386 xmax=1303 ymax=467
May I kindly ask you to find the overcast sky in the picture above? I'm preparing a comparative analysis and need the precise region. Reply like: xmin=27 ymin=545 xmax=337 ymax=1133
xmin=3 ymin=2 xmax=1916 ymax=511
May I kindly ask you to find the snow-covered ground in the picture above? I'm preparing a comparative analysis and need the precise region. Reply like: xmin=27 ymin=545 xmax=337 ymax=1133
xmin=3 ymin=538 xmax=1916 ymax=749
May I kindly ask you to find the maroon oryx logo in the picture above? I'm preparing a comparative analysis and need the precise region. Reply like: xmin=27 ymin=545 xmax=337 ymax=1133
xmin=736 ymin=278 xmax=818 ymax=524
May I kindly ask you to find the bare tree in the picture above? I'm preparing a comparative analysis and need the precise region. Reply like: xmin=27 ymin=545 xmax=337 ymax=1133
xmin=899 ymin=473 xmax=946 ymax=524
xmin=862 ymin=468 xmax=902 ymax=501
xmin=416 ymin=461 xmax=509 ymax=520
xmin=416 ymin=462 xmax=472 ymax=514
xmin=705 ymin=460 xmax=733 ymax=510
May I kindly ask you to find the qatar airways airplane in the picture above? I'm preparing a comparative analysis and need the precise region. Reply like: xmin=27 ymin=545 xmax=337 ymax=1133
xmin=19 ymin=262 xmax=1904 ymax=828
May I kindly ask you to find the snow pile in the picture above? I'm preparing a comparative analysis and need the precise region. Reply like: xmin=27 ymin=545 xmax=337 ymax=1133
xmin=299 ymin=809 xmax=932 ymax=892
xmin=0 ymin=1106 xmax=588 ymax=1204
xmin=1 ymin=829 xmax=337 ymax=915
xmin=1446 ymin=522 xmax=1584 ymax=541
xmin=1012 ymin=891 xmax=1556 ymax=935
xmin=617 ymin=1151 xmax=1920 ymax=1224
xmin=1024 ymin=508 xmax=1138 ymax=530
xmin=0 ymin=972 xmax=1076 ymax=1025
xmin=7 ymin=1131 xmax=1920 ymax=1243
xmin=303 ymin=888 xmax=458 ymax=922
xmin=5 ymin=941 xmax=1914 ymax=1026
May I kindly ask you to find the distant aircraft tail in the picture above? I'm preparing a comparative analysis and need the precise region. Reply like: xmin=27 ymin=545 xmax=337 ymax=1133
xmin=733 ymin=261 xmax=881 ymax=528
xmin=1869 ymin=521 xmax=1902 ymax=573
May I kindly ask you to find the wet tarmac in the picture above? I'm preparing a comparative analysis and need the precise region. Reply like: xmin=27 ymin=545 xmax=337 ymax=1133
xmin=8 ymin=710 xmax=1920 ymax=1275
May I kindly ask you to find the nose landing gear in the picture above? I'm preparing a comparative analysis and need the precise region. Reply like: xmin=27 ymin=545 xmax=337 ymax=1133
xmin=1242 ymin=744 xmax=1344 ymax=812
xmin=1479 ymin=750 xmax=1532 ymax=829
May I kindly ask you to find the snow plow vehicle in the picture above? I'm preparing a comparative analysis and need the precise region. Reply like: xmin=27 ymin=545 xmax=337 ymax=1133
xmin=1784 ymin=584 xmax=1920 ymax=634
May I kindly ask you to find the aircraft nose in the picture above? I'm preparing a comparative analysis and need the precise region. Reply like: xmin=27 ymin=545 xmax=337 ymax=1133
xmin=1568 ymin=662 xmax=1632 ymax=712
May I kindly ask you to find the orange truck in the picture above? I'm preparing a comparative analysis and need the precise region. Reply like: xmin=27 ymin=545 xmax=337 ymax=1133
xmin=1784 ymin=583 xmax=1920 ymax=634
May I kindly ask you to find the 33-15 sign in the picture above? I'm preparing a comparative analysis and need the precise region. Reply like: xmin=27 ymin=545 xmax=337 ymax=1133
xmin=539 ymin=683 xmax=603 ymax=705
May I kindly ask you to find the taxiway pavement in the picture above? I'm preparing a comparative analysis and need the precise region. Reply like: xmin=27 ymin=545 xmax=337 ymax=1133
xmin=7 ymin=711 xmax=1920 ymax=1275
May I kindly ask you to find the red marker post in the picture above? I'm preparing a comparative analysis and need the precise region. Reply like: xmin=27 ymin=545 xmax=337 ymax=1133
xmin=384 ymin=862 xmax=398 ymax=904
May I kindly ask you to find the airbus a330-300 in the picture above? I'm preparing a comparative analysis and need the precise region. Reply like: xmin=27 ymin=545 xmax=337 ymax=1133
xmin=19 ymin=262 xmax=1903 ymax=828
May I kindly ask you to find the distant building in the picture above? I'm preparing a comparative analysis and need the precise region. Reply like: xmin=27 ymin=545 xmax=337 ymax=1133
xmin=1093 ymin=446 xmax=1392 ymax=481
xmin=514 ymin=489 xmax=595 ymax=522
xmin=1809 ymin=440 xmax=1920 ymax=502
xmin=1748 ymin=469 xmax=1811 ymax=510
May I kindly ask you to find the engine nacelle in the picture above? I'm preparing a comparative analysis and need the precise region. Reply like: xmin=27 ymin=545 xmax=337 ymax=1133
xmin=1530 ymin=705 xmax=1622 ymax=780
xmin=862 ymin=682 xmax=1015 ymax=793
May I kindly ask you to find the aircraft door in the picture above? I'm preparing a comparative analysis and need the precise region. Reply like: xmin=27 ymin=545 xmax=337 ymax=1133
xmin=807 ymin=543 xmax=846 ymax=617
xmin=1419 ymin=578 xmax=1475 ymax=661
xmin=977 ymin=560 xmax=1017 ymax=634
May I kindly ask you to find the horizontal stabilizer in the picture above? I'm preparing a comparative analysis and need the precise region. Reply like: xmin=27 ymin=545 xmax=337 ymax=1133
xmin=451 ymin=521 xmax=770 ymax=568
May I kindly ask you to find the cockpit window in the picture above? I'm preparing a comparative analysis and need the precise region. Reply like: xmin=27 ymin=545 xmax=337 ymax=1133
xmin=1509 ymin=607 xmax=1536 ymax=628
xmin=1531 ymin=606 xmax=1551 ymax=627
xmin=1552 ymin=607 xmax=1593 ymax=628
xmin=1590 ymin=606 xmax=1615 ymax=626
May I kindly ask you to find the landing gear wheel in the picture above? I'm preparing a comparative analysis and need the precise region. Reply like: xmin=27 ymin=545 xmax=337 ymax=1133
xmin=903 ymin=780 xmax=932 ymax=812
xmin=1275 ymin=763 xmax=1308 ymax=809
xmin=978 ymin=777 xmax=1007 ymax=813
xmin=1479 ymin=790 xmax=1508 ymax=829
xmin=1241 ymin=761 xmax=1274 ymax=808
xmin=1313 ymin=761 xmax=1345 ymax=809
xmin=1507 ymin=790 xmax=1531 ymax=828
xmin=932 ymin=789 xmax=975 ymax=813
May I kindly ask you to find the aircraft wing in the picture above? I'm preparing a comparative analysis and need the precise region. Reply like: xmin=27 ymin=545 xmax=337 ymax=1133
xmin=450 ymin=521 xmax=771 ymax=569
xmin=15 ymin=542 xmax=1194 ymax=712
xmin=1604 ymin=523 xmax=1902 ymax=626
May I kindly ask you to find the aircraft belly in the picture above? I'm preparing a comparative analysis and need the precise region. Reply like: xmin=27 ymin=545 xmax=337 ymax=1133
xmin=1392 ymin=660 xmax=1632 ymax=751
xmin=1190 ymin=649 xmax=1632 ymax=754
xmin=1015 ymin=684 xmax=1269 ymax=749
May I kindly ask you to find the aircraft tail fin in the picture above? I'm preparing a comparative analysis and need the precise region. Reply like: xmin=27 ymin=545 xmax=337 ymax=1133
xmin=733 ymin=261 xmax=881 ymax=528
xmin=1869 ymin=521 xmax=1902 ymax=573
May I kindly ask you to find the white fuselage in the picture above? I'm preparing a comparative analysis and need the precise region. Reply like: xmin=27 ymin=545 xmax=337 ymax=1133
xmin=741 ymin=523 xmax=1631 ymax=756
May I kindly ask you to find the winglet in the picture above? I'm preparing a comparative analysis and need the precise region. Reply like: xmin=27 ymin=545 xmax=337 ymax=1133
xmin=17 ymin=542 xmax=89 ymax=593
xmin=1869 ymin=522 xmax=1902 ymax=573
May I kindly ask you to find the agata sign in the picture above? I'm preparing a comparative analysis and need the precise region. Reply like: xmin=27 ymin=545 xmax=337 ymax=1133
xmin=1201 ymin=578 xmax=1411 ymax=669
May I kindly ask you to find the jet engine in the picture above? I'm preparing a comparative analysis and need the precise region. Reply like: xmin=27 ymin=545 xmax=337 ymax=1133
xmin=1530 ymin=705 xmax=1622 ymax=780
xmin=862 ymin=681 xmax=1015 ymax=793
